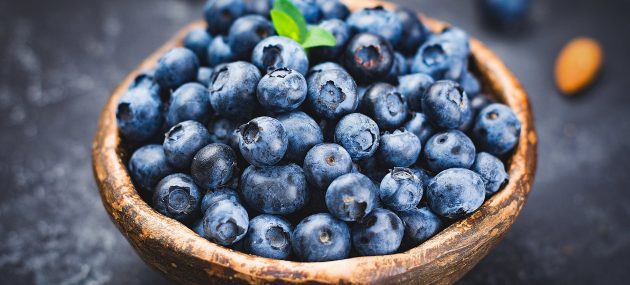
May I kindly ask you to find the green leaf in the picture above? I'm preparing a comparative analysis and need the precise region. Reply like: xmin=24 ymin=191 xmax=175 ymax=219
xmin=301 ymin=27 xmax=337 ymax=49
xmin=273 ymin=0 xmax=307 ymax=42
xmin=270 ymin=10 xmax=301 ymax=42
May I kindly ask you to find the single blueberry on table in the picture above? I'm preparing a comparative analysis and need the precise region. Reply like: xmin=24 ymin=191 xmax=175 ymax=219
xmin=306 ymin=69 xmax=359 ymax=120
xmin=375 ymin=129 xmax=421 ymax=168
xmin=472 ymin=103 xmax=521 ymax=156
xmin=346 ymin=6 xmax=403 ymax=46
xmin=202 ymin=199 xmax=249 ymax=246
xmin=424 ymin=130 xmax=476 ymax=172
xmin=240 ymin=163 xmax=309 ymax=214
xmin=228 ymin=15 xmax=275 ymax=59
xmin=257 ymin=68 xmax=308 ymax=113
xmin=207 ymin=36 xmax=235 ymax=67
xmin=343 ymin=33 xmax=394 ymax=84
xmin=163 ymin=121 xmax=212 ymax=170
xmin=334 ymin=113 xmax=380 ymax=161
xmin=190 ymin=143 xmax=238 ymax=190
xmin=379 ymin=167 xmax=423 ymax=211
xmin=204 ymin=0 xmax=245 ymax=35
xmin=427 ymin=168 xmax=486 ymax=219
xmin=403 ymin=112 xmax=434 ymax=145
xmin=197 ymin=67 xmax=213 ymax=87
xmin=303 ymin=143 xmax=352 ymax=191
xmin=361 ymin=82 xmax=408 ymax=130
xmin=481 ymin=0 xmax=530 ymax=27
xmin=290 ymin=0 xmax=321 ymax=23
xmin=276 ymin=111 xmax=324 ymax=163
xmin=395 ymin=7 xmax=430 ymax=55
xmin=311 ymin=19 xmax=352 ymax=62
xmin=292 ymin=213 xmax=351 ymax=262
xmin=237 ymin=116 xmax=288 ymax=166
xmin=183 ymin=28 xmax=212 ymax=65
xmin=153 ymin=173 xmax=202 ymax=223
xmin=398 ymin=73 xmax=435 ymax=112
xmin=472 ymin=152 xmax=509 ymax=196
xmin=155 ymin=47 xmax=199 ymax=90
xmin=128 ymin=144 xmax=175 ymax=194
xmin=201 ymin=187 xmax=241 ymax=213
xmin=317 ymin=0 xmax=350 ymax=20
xmin=252 ymin=36 xmax=309 ymax=76
xmin=165 ymin=83 xmax=212 ymax=128
xmin=325 ymin=173 xmax=378 ymax=222
xmin=422 ymin=80 xmax=472 ymax=130
xmin=209 ymin=61 xmax=261 ymax=120
xmin=116 ymin=85 xmax=162 ymax=142
xmin=397 ymin=207 xmax=443 ymax=245
xmin=459 ymin=72 xmax=481 ymax=98
xmin=352 ymin=208 xmax=404 ymax=256
xmin=207 ymin=117 xmax=238 ymax=145
xmin=244 ymin=214 xmax=293 ymax=260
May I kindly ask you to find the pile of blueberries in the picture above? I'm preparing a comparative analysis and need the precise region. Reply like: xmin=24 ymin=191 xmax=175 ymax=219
xmin=116 ymin=0 xmax=521 ymax=262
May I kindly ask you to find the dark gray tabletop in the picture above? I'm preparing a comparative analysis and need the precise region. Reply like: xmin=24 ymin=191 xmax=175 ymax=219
xmin=1 ymin=0 xmax=629 ymax=284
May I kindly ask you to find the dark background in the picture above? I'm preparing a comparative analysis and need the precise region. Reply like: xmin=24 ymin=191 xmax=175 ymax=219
xmin=1 ymin=0 xmax=629 ymax=284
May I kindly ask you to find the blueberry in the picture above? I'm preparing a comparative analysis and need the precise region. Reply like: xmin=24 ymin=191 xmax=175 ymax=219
xmin=206 ymin=117 xmax=238 ymax=144
xmin=471 ymin=95 xmax=493 ymax=118
xmin=245 ymin=214 xmax=293 ymax=259
xmin=192 ymin=219 xmax=206 ymax=238
xmin=398 ymin=73 xmax=434 ymax=112
xmin=153 ymin=173 xmax=202 ymax=223
xmin=201 ymin=187 xmax=241 ymax=213
xmin=325 ymin=173 xmax=378 ymax=222
xmin=356 ymin=156 xmax=388 ymax=183
xmin=191 ymin=143 xmax=238 ymax=190
xmin=183 ymin=28 xmax=212 ymax=64
xmin=166 ymin=83 xmax=212 ymax=128
xmin=155 ymin=48 xmax=199 ymax=90
xmin=472 ymin=103 xmax=521 ymax=156
xmin=209 ymin=61 xmax=262 ymax=120
xmin=252 ymin=36 xmax=309 ymax=75
xmin=343 ymin=33 xmax=394 ymax=84
xmin=439 ymin=27 xmax=471 ymax=58
xmin=243 ymin=0 xmax=271 ymax=16
xmin=379 ymin=168 xmax=423 ymax=211
xmin=207 ymin=36 xmax=235 ymax=67
xmin=397 ymin=207 xmax=443 ymax=245
xmin=346 ymin=7 xmax=403 ymax=46
xmin=292 ymin=213 xmax=351 ymax=262
xmin=228 ymin=15 xmax=275 ymax=59
xmin=424 ymin=130 xmax=476 ymax=172
xmin=386 ymin=52 xmax=409 ymax=82
xmin=422 ymin=80 xmax=471 ymax=130
xmin=237 ymin=116 xmax=288 ymax=166
xmin=411 ymin=35 xmax=468 ymax=80
xmin=403 ymin=112 xmax=434 ymax=145
xmin=202 ymin=199 xmax=249 ymax=246
xmin=128 ymin=69 xmax=160 ymax=93
xmin=481 ymin=0 xmax=530 ymax=27
xmin=361 ymin=83 xmax=408 ymax=130
xmin=472 ymin=152 xmax=509 ymax=196
xmin=334 ymin=113 xmax=380 ymax=161
xmin=277 ymin=111 xmax=324 ymax=163
xmin=163 ymin=121 xmax=212 ymax=169
xmin=257 ymin=68 xmax=307 ymax=113
xmin=317 ymin=0 xmax=350 ymax=20
xmin=290 ymin=0 xmax=321 ymax=23
xmin=427 ymin=168 xmax=485 ymax=219
xmin=395 ymin=7 xmax=430 ymax=55
xmin=459 ymin=72 xmax=481 ymax=98
xmin=128 ymin=145 xmax=175 ymax=193
xmin=410 ymin=167 xmax=433 ymax=189
xmin=311 ymin=19 xmax=352 ymax=62
xmin=375 ymin=129 xmax=421 ymax=168
xmin=303 ymin=143 xmax=353 ymax=191
xmin=197 ymin=67 xmax=213 ymax=87
xmin=240 ymin=163 xmax=309 ymax=214
xmin=308 ymin=61 xmax=346 ymax=77
xmin=352 ymin=208 xmax=404 ymax=256
xmin=306 ymin=69 xmax=359 ymax=120
xmin=204 ymin=0 xmax=245 ymax=35
xmin=116 ymin=86 xmax=162 ymax=142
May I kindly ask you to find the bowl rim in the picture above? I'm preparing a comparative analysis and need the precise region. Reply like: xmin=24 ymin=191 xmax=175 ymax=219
xmin=92 ymin=0 xmax=537 ymax=283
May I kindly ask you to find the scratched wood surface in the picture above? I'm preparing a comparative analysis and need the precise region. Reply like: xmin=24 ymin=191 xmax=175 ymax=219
xmin=92 ymin=1 xmax=537 ymax=284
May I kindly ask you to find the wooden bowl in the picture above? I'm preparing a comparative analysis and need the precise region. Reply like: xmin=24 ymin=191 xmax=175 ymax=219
xmin=92 ymin=0 xmax=537 ymax=284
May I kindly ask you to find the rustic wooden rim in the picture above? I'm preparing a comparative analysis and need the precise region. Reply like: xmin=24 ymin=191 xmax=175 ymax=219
xmin=92 ymin=0 xmax=537 ymax=283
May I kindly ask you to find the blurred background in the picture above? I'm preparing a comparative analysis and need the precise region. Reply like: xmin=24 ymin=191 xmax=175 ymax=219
xmin=1 ymin=0 xmax=629 ymax=284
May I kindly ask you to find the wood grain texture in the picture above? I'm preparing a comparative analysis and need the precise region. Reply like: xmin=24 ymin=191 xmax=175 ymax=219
xmin=91 ymin=1 xmax=537 ymax=284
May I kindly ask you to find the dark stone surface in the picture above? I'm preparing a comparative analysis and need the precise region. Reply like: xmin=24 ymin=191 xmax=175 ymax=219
xmin=0 ymin=0 xmax=628 ymax=284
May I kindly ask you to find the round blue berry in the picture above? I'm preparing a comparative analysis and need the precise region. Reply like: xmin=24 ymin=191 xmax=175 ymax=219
xmin=398 ymin=73 xmax=434 ymax=112
xmin=245 ymin=214 xmax=293 ymax=259
xmin=257 ymin=68 xmax=307 ymax=113
xmin=227 ymin=15 xmax=275 ymax=59
xmin=237 ymin=116 xmax=288 ymax=166
xmin=116 ymin=86 xmax=162 ymax=142
xmin=292 ymin=213 xmax=351 ymax=262
xmin=422 ymin=80 xmax=472 ymax=130
xmin=472 ymin=152 xmax=509 ymax=196
xmin=306 ymin=69 xmax=359 ymax=120
xmin=190 ymin=143 xmax=238 ymax=190
xmin=183 ymin=28 xmax=212 ymax=65
xmin=352 ymin=208 xmax=404 ymax=256
xmin=376 ymin=129 xmax=421 ymax=168
xmin=361 ymin=83 xmax=408 ymax=130
xmin=204 ymin=0 xmax=245 ymax=35
xmin=201 ymin=188 xmax=241 ymax=213
xmin=317 ymin=0 xmax=350 ymax=20
xmin=395 ymin=7 xmax=430 ymax=55
xmin=397 ymin=207 xmax=443 ymax=245
xmin=166 ymin=83 xmax=212 ymax=128
xmin=379 ymin=167 xmax=423 ymax=211
xmin=240 ymin=163 xmax=309 ymax=214
xmin=252 ymin=36 xmax=309 ymax=75
xmin=403 ymin=112 xmax=434 ymax=145
xmin=325 ymin=173 xmax=378 ymax=222
xmin=334 ymin=113 xmax=380 ymax=161
xmin=303 ymin=143 xmax=352 ymax=191
xmin=277 ymin=111 xmax=324 ymax=163
xmin=155 ymin=48 xmax=199 ymax=90
xmin=311 ymin=19 xmax=351 ymax=61
xmin=346 ymin=7 xmax=403 ymax=46
xmin=153 ymin=173 xmax=202 ymax=223
xmin=202 ymin=199 xmax=249 ymax=246
xmin=291 ymin=0 xmax=321 ymax=23
xmin=209 ymin=61 xmax=261 ymax=120
xmin=163 ymin=121 xmax=212 ymax=169
xmin=207 ymin=36 xmax=235 ymax=67
xmin=424 ymin=130 xmax=476 ymax=172
xmin=128 ymin=145 xmax=175 ymax=193
xmin=343 ymin=33 xmax=394 ymax=84
xmin=427 ymin=168 xmax=485 ymax=219
xmin=472 ymin=103 xmax=521 ymax=156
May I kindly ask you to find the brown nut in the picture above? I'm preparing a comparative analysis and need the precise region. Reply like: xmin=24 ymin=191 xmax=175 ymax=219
xmin=554 ymin=37 xmax=603 ymax=95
